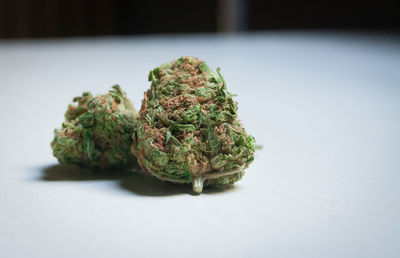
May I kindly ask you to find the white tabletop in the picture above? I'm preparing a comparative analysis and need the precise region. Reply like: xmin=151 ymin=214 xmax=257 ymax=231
xmin=0 ymin=32 xmax=399 ymax=258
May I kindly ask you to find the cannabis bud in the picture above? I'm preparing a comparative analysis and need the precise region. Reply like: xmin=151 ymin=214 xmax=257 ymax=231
xmin=51 ymin=85 xmax=138 ymax=170
xmin=132 ymin=57 xmax=255 ymax=193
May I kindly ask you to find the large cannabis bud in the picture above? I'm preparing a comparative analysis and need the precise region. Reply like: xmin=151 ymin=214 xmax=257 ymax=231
xmin=132 ymin=57 xmax=255 ymax=193
xmin=51 ymin=85 xmax=138 ymax=170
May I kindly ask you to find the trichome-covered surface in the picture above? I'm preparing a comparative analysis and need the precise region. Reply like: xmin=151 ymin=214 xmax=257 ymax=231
xmin=52 ymin=85 xmax=138 ymax=170
xmin=132 ymin=57 xmax=255 ymax=193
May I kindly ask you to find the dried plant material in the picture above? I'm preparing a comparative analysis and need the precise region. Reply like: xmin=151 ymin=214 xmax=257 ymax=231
xmin=132 ymin=57 xmax=255 ymax=193
xmin=51 ymin=85 xmax=138 ymax=170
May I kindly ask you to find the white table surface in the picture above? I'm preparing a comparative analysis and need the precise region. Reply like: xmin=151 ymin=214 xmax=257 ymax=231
xmin=0 ymin=32 xmax=399 ymax=258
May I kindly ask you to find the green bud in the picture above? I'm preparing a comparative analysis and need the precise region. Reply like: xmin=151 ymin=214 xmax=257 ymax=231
xmin=132 ymin=57 xmax=255 ymax=193
xmin=51 ymin=85 xmax=138 ymax=170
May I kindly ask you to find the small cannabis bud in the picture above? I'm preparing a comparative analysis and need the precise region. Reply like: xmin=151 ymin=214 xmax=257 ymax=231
xmin=132 ymin=57 xmax=255 ymax=193
xmin=51 ymin=85 xmax=138 ymax=170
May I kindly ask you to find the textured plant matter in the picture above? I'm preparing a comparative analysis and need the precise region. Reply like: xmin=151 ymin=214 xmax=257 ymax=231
xmin=52 ymin=85 xmax=138 ymax=170
xmin=132 ymin=57 xmax=255 ymax=193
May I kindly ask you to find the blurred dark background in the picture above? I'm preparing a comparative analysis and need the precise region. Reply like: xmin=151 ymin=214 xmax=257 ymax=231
xmin=0 ymin=0 xmax=399 ymax=38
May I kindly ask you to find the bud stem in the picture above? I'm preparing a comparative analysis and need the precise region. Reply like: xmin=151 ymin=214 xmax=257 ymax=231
xmin=192 ymin=177 xmax=204 ymax=193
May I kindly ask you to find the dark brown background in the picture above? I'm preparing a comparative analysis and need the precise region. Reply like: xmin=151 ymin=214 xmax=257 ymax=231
xmin=0 ymin=0 xmax=398 ymax=38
